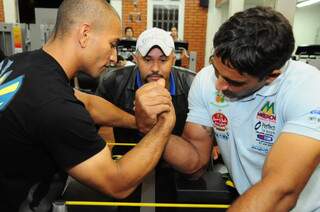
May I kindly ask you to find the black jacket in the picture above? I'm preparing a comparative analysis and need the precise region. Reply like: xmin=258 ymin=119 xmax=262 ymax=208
xmin=96 ymin=65 xmax=195 ymax=154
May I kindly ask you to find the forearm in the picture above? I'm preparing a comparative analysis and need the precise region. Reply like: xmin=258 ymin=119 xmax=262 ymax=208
xmin=163 ymin=135 xmax=202 ymax=174
xmin=115 ymin=118 xmax=173 ymax=190
xmin=91 ymin=99 xmax=136 ymax=129
xmin=68 ymin=123 xmax=171 ymax=201
xmin=228 ymin=178 xmax=298 ymax=212
xmin=163 ymin=123 xmax=213 ymax=176
xmin=75 ymin=89 xmax=136 ymax=129
xmin=230 ymin=133 xmax=320 ymax=211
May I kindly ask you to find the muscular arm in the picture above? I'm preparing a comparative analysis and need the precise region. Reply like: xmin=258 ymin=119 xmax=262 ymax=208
xmin=228 ymin=133 xmax=320 ymax=211
xmin=163 ymin=122 xmax=213 ymax=176
xmin=68 ymin=106 xmax=176 ymax=199
xmin=74 ymin=89 xmax=136 ymax=129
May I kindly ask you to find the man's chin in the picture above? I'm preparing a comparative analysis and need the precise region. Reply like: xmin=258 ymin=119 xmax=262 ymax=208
xmin=90 ymin=69 xmax=104 ymax=78
xmin=223 ymin=91 xmax=254 ymax=101
xmin=222 ymin=91 xmax=235 ymax=98
xmin=96 ymin=66 xmax=108 ymax=76
xmin=222 ymin=91 xmax=241 ymax=101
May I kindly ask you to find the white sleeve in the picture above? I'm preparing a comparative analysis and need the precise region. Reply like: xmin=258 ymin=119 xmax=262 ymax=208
xmin=186 ymin=67 xmax=213 ymax=127
xmin=282 ymin=70 xmax=320 ymax=140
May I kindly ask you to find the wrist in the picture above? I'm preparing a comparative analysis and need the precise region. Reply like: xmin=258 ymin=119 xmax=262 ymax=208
xmin=129 ymin=115 xmax=137 ymax=129
xmin=155 ymin=117 xmax=174 ymax=134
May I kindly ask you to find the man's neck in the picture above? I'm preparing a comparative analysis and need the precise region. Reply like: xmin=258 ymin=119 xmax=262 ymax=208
xmin=42 ymin=38 xmax=79 ymax=79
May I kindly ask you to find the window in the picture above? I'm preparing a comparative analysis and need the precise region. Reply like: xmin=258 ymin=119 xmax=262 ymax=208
xmin=147 ymin=0 xmax=185 ymax=39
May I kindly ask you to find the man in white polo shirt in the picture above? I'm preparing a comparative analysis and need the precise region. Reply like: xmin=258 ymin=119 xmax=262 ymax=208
xmin=135 ymin=6 xmax=320 ymax=212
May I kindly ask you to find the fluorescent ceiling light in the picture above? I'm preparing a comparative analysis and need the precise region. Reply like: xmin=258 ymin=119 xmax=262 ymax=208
xmin=297 ymin=0 xmax=320 ymax=8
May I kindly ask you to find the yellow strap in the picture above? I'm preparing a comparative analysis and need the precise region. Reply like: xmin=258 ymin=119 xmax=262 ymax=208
xmin=106 ymin=142 xmax=137 ymax=146
xmin=65 ymin=201 xmax=230 ymax=208
xmin=225 ymin=180 xmax=235 ymax=188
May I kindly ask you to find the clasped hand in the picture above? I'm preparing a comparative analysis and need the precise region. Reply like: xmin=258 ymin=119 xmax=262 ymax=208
xmin=134 ymin=78 xmax=176 ymax=134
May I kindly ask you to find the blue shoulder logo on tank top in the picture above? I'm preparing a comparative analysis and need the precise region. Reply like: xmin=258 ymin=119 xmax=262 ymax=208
xmin=0 ymin=59 xmax=24 ymax=112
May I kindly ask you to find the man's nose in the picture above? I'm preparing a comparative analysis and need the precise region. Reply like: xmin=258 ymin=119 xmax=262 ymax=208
xmin=151 ymin=61 xmax=160 ymax=71
xmin=215 ymin=76 xmax=229 ymax=91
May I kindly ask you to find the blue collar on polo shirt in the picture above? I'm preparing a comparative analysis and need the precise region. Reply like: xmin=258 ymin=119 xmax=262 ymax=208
xmin=135 ymin=70 xmax=176 ymax=96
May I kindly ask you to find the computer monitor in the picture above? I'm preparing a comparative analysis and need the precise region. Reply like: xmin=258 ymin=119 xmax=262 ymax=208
xmin=117 ymin=39 xmax=136 ymax=52
xmin=174 ymin=41 xmax=188 ymax=51
xmin=295 ymin=45 xmax=320 ymax=56
xmin=117 ymin=39 xmax=137 ymax=60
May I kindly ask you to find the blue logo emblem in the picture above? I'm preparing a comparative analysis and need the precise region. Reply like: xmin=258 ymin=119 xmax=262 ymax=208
xmin=255 ymin=121 xmax=262 ymax=130
xmin=310 ymin=110 xmax=320 ymax=115
xmin=257 ymin=133 xmax=273 ymax=143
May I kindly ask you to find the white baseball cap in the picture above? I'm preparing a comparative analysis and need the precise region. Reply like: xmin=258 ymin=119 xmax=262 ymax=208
xmin=136 ymin=27 xmax=175 ymax=56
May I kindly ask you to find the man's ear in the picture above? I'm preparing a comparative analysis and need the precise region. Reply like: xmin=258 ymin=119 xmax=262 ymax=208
xmin=265 ymin=69 xmax=281 ymax=84
xmin=172 ymin=53 xmax=176 ymax=66
xmin=132 ymin=53 xmax=138 ymax=64
xmin=78 ymin=23 xmax=91 ymax=48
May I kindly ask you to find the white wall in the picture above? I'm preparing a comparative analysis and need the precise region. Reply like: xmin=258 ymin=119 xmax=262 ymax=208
xmin=204 ymin=0 xmax=244 ymax=66
xmin=275 ymin=0 xmax=297 ymax=24
xmin=34 ymin=8 xmax=58 ymax=24
xmin=244 ymin=0 xmax=276 ymax=9
xmin=205 ymin=0 xmax=218 ymax=66
xmin=110 ymin=0 xmax=122 ymax=21
xmin=3 ymin=0 xmax=18 ymax=23
xmin=229 ymin=0 xmax=244 ymax=16
xmin=293 ymin=4 xmax=320 ymax=47
xmin=204 ymin=0 xmax=229 ymax=66
xmin=221 ymin=3 xmax=229 ymax=23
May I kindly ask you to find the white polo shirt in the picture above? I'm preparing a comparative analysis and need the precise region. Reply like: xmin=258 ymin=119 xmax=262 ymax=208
xmin=187 ymin=60 xmax=320 ymax=211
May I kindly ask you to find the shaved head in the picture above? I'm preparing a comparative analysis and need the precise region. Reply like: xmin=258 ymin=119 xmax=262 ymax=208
xmin=53 ymin=0 xmax=120 ymax=38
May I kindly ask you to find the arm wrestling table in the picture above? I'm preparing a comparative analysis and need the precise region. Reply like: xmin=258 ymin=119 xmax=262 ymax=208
xmin=59 ymin=162 xmax=238 ymax=212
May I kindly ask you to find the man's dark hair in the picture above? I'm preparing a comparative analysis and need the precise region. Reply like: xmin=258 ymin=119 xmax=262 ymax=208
xmin=214 ymin=7 xmax=294 ymax=80
xmin=125 ymin=27 xmax=134 ymax=34
xmin=53 ymin=0 xmax=119 ymax=38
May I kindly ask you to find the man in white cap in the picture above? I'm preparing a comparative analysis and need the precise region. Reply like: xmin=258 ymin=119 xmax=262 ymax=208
xmin=95 ymin=27 xmax=195 ymax=212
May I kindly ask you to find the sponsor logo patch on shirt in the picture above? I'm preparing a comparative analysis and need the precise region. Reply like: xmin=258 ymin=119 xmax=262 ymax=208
xmin=210 ymin=91 xmax=229 ymax=108
xmin=256 ymin=133 xmax=273 ymax=143
xmin=307 ymin=109 xmax=320 ymax=128
xmin=310 ymin=109 xmax=320 ymax=116
xmin=212 ymin=112 xmax=228 ymax=131
xmin=214 ymin=131 xmax=230 ymax=141
xmin=256 ymin=101 xmax=276 ymax=123
xmin=251 ymin=120 xmax=276 ymax=154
